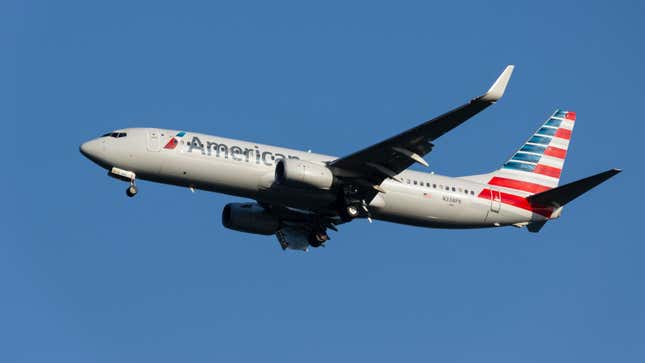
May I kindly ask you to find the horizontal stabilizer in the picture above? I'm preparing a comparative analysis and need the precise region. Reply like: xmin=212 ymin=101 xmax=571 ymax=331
xmin=527 ymin=168 xmax=621 ymax=208
xmin=527 ymin=220 xmax=547 ymax=233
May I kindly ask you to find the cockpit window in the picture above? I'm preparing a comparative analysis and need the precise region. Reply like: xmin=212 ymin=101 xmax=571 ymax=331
xmin=101 ymin=132 xmax=128 ymax=138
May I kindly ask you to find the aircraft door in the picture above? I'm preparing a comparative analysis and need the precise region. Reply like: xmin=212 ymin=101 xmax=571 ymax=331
xmin=147 ymin=129 xmax=161 ymax=152
xmin=490 ymin=188 xmax=501 ymax=213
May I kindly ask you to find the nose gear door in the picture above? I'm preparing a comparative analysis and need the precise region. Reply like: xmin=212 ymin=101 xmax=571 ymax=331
xmin=147 ymin=129 xmax=161 ymax=151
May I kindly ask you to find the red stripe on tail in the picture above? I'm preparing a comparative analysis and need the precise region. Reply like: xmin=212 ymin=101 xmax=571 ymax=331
xmin=534 ymin=164 xmax=562 ymax=178
xmin=554 ymin=128 xmax=572 ymax=140
xmin=544 ymin=146 xmax=567 ymax=159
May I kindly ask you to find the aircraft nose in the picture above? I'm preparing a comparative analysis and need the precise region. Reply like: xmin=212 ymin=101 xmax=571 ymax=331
xmin=79 ymin=139 xmax=101 ymax=162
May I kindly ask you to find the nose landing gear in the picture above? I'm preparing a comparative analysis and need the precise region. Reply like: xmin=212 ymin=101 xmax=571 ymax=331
xmin=109 ymin=167 xmax=138 ymax=198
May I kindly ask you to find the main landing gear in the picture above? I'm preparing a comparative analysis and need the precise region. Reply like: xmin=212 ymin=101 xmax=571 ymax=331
xmin=345 ymin=204 xmax=361 ymax=218
xmin=338 ymin=184 xmax=370 ymax=222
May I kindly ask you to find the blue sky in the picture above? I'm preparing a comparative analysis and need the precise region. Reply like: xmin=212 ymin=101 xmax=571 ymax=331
xmin=5 ymin=1 xmax=644 ymax=362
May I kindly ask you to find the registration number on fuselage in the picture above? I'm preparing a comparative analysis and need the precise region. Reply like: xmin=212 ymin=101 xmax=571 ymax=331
xmin=442 ymin=195 xmax=461 ymax=205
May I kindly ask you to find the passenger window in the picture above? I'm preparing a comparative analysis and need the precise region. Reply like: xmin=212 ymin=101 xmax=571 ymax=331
xmin=470 ymin=191 xmax=475 ymax=195
xmin=413 ymin=180 xmax=417 ymax=185
xmin=407 ymin=179 xmax=411 ymax=184
xmin=452 ymin=187 xmax=456 ymax=192
xmin=433 ymin=184 xmax=437 ymax=188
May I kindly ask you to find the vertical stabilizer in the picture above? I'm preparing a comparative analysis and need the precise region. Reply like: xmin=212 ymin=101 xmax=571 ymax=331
xmin=487 ymin=109 xmax=576 ymax=194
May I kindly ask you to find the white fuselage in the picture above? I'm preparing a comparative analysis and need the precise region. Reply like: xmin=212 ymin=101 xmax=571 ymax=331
xmin=80 ymin=128 xmax=546 ymax=229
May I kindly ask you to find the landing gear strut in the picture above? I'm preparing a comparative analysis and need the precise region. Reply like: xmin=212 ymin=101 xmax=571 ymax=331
xmin=109 ymin=167 xmax=138 ymax=198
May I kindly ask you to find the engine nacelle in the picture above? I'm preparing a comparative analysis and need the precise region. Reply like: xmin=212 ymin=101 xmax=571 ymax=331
xmin=221 ymin=203 xmax=280 ymax=235
xmin=275 ymin=158 xmax=334 ymax=190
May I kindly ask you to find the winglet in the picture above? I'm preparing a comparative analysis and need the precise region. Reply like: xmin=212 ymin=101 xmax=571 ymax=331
xmin=478 ymin=65 xmax=514 ymax=102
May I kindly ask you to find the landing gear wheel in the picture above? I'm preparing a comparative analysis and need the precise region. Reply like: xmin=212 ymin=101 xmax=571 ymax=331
xmin=339 ymin=202 xmax=362 ymax=222
xmin=337 ymin=183 xmax=367 ymax=221
xmin=126 ymin=185 xmax=138 ymax=197
xmin=346 ymin=204 xmax=360 ymax=218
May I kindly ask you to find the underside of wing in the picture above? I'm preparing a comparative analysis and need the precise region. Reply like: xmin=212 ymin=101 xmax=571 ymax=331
xmin=263 ymin=204 xmax=339 ymax=250
xmin=222 ymin=201 xmax=340 ymax=251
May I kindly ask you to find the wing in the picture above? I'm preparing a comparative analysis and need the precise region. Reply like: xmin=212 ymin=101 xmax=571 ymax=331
xmin=329 ymin=66 xmax=514 ymax=197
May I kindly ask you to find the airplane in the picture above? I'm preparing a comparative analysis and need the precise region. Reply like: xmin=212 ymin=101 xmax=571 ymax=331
xmin=80 ymin=65 xmax=621 ymax=251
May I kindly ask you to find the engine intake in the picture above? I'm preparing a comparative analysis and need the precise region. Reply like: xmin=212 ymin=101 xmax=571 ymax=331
xmin=275 ymin=159 xmax=334 ymax=190
xmin=222 ymin=203 xmax=280 ymax=235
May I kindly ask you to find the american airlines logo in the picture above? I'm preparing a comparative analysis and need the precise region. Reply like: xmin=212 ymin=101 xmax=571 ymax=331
xmin=164 ymin=131 xmax=186 ymax=149
xmin=184 ymin=135 xmax=299 ymax=166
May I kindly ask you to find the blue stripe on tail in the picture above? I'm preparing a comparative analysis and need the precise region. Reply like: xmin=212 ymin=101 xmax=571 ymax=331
xmin=503 ymin=161 xmax=537 ymax=172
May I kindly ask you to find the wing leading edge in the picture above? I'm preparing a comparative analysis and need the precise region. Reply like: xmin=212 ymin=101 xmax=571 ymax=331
xmin=329 ymin=66 xmax=515 ymax=196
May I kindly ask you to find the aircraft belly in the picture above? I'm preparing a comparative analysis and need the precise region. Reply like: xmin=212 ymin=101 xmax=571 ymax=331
xmin=372 ymin=189 xmax=490 ymax=228
xmin=483 ymin=204 xmax=540 ymax=225
xmin=257 ymin=187 xmax=337 ymax=213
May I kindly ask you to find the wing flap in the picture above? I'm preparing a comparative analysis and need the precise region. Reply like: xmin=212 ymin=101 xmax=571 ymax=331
xmin=276 ymin=227 xmax=310 ymax=251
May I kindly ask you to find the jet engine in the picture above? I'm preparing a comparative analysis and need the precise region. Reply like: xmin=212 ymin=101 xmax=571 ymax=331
xmin=221 ymin=203 xmax=280 ymax=235
xmin=275 ymin=159 xmax=334 ymax=190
